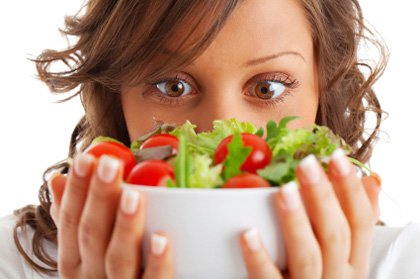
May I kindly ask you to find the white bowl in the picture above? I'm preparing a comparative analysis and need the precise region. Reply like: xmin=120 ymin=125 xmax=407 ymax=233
xmin=123 ymin=184 xmax=287 ymax=279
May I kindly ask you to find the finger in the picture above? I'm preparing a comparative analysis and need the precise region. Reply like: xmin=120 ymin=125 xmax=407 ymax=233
xmin=106 ymin=188 xmax=145 ymax=278
xmin=142 ymin=232 xmax=174 ymax=279
xmin=297 ymin=154 xmax=351 ymax=277
xmin=58 ymin=153 xmax=96 ymax=277
xmin=79 ymin=155 xmax=123 ymax=277
xmin=274 ymin=181 xmax=321 ymax=278
xmin=48 ymin=172 xmax=67 ymax=206
xmin=328 ymin=149 xmax=375 ymax=274
xmin=48 ymin=173 xmax=67 ymax=225
xmin=361 ymin=175 xmax=381 ymax=223
xmin=239 ymin=228 xmax=283 ymax=279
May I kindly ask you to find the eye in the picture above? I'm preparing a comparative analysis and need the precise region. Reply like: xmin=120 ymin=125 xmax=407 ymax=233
xmin=254 ymin=81 xmax=286 ymax=100
xmin=155 ymin=79 xmax=192 ymax=97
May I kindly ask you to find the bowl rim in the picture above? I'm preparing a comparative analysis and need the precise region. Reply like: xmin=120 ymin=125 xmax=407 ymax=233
xmin=122 ymin=183 xmax=281 ymax=194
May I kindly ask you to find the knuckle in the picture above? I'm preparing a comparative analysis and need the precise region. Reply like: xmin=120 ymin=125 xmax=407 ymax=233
xmin=58 ymin=259 xmax=77 ymax=278
xmin=295 ymin=250 xmax=322 ymax=274
xmin=79 ymin=220 xmax=101 ymax=249
xmin=65 ymin=179 xmax=90 ymax=203
xmin=105 ymin=251 xmax=135 ymax=277
xmin=59 ymin=209 xmax=79 ymax=230
xmin=353 ymin=213 xmax=376 ymax=230
xmin=322 ymin=226 xmax=350 ymax=247
xmin=90 ymin=181 xmax=115 ymax=200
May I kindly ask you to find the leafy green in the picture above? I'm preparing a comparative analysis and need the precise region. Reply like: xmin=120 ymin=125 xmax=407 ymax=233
xmin=130 ymin=119 xmax=177 ymax=151
xmin=128 ymin=116 xmax=366 ymax=188
xmin=166 ymin=179 xmax=176 ymax=188
xmin=348 ymin=157 xmax=371 ymax=174
xmin=255 ymin=127 xmax=264 ymax=137
xmin=222 ymin=132 xmax=252 ymax=180
xmin=266 ymin=116 xmax=299 ymax=142
xmin=189 ymin=154 xmax=223 ymax=188
xmin=174 ymin=134 xmax=192 ymax=188
xmin=133 ymin=146 xmax=173 ymax=163
xmin=170 ymin=118 xmax=258 ymax=157
xmin=92 ymin=136 xmax=124 ymax=146
xmin=257 ymin=118 xmax=353 ymax=185
xmin=257 ymin=158 xmax=299 ymax=185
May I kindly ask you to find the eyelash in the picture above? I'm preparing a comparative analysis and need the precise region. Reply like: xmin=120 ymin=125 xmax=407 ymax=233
xmin=143 ymin=73 xmax=299 ymax=107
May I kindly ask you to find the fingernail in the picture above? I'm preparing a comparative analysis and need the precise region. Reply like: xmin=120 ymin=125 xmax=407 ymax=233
xmin=74 ymin=153 xmax=94 ymax=177
xmin=331 ymin=148 xmax=352 ymax=176
xmin=370 ymin=172 xmax=382 ymax=187
xmin=151 ymin=234 xmax=168 ymax=256
xmin=278 ymin=181 xmax=300 ymax=211
xmin=97 ymin=155 xmax=120 ymax=183
xmin=299 ymin=154 xmax=321 ymax=183
xmin=120 ymin=188 xmax=140 ymax=215
xmin=244 ymin=228 xmax=261 ymax=252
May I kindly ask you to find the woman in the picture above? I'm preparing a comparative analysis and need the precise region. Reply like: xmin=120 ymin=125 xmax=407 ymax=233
xmin=1 ymin=0 xmax=419 ymax=278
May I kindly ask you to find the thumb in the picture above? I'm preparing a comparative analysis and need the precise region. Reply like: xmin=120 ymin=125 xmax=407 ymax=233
xmin=48 ymin=173 xmax=67 ymax=225
xmin=48 ymin=173 xmax=67 ymax=205
xmin=361 ymin=172 xmax=381 ymax=223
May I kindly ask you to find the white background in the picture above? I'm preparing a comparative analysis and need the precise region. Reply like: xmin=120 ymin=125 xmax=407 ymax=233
xmin=0 ymin=1 xmax=419 ymax=226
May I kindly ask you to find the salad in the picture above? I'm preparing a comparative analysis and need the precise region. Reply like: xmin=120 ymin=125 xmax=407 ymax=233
xmin=82 ymin=117 xmax=368 ymax=189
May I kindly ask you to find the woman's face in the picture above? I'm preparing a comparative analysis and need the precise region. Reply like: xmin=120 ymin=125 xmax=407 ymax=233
xmin=121 ymin=0 xmax=318 ymax=141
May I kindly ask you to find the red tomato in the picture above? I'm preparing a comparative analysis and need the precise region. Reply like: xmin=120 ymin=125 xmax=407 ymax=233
xmin=214 ymin=133 xmax=272 ymax=174
xmin=126 ymin=160 xmax=175 ymax=187
xmin=140 ymin=134 xmax=179 ymax=155
xmin=85 ymin=141 xmax=136 ymax=180
xmin=222 ymin=173 xmax=270 ymax=188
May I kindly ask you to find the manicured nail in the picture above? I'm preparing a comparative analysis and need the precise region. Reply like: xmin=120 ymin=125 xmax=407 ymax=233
xmin=278 ymin=181 xmax=300 ymax=211
xmin=244 ymin=228 xmax=261 ymax=252
xmin=151 ymin=234 xmax=168 ymax=256
xmin=331 ymin=148 xmax=351 ymax=176
xmin=97 ymin=155 xmax=120 ymax=183
xmin=74 ymin=153 xmax=94 ymax=177
xmin=299 ymin=154 xmax=321 ymax=183
xmin=120 ymin=188 xmax=140 ymax=215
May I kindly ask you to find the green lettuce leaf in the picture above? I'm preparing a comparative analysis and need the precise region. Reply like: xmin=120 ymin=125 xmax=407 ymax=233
xmin=174 ymin=134 xmax=192 ymax=188
xmin=266 ymin=116 xmax=299 ymax=142
xmin=222 ymin=132 xmax=252 ymax=180
xmin=189 ymin=154 xmax=223 ymax=188
xmin=91 ymin=136 xmax=124 ymax=146
xmin=170 ymin=118 xmax=258 ymax=157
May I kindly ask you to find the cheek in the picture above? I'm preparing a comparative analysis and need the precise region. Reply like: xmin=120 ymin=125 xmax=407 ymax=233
xmin=285 ymin=87 xmax=319 ymax=129
xmin=121 ymin=88 xmax=153 ymax=142
xmin=121 ymin=87 xmax=194 ymax=141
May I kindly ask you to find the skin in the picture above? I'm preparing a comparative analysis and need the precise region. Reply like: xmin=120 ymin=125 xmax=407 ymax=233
xmin=48 ymin=0 xmax=381 ymax=278
xmin=121 ymin=0 xmax=318 ymax=136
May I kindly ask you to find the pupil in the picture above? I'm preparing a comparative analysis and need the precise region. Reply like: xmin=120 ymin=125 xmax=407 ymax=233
xmin=171 ymin=84 xmax=180 ymax=92
xmin=261 ymin=87 xmax=268 ymax=94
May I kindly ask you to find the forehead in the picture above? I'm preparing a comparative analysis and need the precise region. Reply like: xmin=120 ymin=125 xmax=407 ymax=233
xmin=188 ymin=0 xmax=313 ymax=68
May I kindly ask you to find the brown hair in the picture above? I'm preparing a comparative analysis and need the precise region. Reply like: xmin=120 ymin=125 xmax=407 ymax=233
xmin=13 ymin=0 xmax=387 ymax=274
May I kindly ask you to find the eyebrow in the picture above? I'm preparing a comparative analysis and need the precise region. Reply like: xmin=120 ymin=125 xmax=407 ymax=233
xmin=244 ymin=51 xmax=306 ymax=67
xmin=161 ymin=48 xmax=306 ymax=67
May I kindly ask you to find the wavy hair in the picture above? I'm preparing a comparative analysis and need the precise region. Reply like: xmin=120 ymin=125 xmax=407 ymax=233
xmin=13 ymin=0 xmax=387 ymax=274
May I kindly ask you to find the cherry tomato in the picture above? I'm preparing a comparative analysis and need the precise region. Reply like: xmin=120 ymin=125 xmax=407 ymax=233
xmin=222 ymin=173 xmax=270 ymax=188
xmin=140 ymin=134 xmax=179 ymax=155
xmin=214 ymin=133 xmax=272 ymax=174
xmin=126 ymin=160 xmax=175 ymax=187
xmin=85 ymin=141 xmax=136 ymax=180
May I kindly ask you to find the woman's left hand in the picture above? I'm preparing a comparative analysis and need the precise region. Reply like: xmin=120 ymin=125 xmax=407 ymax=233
xmin=239 ymin=149 xmax=381 ymax=279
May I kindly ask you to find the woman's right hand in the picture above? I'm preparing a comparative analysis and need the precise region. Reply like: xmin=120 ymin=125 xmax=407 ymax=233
xmin=48 ymin=153 xmax=174 ymax=279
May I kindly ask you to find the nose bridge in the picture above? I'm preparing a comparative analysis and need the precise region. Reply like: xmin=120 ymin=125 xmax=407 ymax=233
xmin=193 ymin=86 xmax=243 ymax=132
